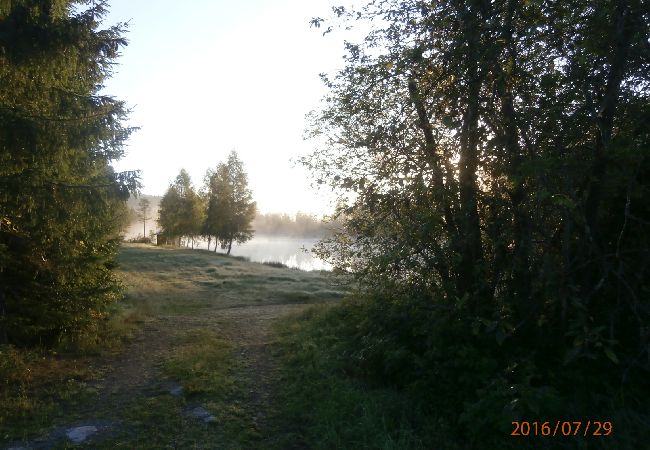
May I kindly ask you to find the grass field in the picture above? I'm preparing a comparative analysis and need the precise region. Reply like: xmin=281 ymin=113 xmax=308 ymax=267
xmin=1 ymin=244 xmax=346 ymax=449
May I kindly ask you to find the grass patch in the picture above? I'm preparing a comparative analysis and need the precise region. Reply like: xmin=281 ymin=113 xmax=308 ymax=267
xmin=0 ymin=250 xmax=156 ymax=444
xmin=3 ymin=244 xmax=346 ymax=448
xmin=267 ymin=275 xmax=297 ymax=282
xmin=162 ymin=329 xmax=237 ymax=397
xmin=272 ymin=305 xmax=456 ymax=450
xmin=0 ymin=278 xmax=156 ymax=443
xmin=0 ymin=345 xmax=99 ymax=442
xmin=90 ymin=395 xmax=226 ymax=449
xmin=158 ymin=328 xmax=262 ymax=447
xmin=275 ymin=290 xmax=316 ymax=303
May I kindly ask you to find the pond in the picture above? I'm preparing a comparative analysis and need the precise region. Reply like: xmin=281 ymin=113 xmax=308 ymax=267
xmin=192 ymin=235 xmax=330 ymax=271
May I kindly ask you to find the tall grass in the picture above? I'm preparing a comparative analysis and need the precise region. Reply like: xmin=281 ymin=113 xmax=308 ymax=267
xmin=272 ymin=305 xmax=458 ymax=450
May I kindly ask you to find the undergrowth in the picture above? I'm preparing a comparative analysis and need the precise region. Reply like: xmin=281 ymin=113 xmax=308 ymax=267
xmin=273 ymin=305 xmax=457 ymax=450
xmin=0 ymin=345 xmax=97 ymax=442
xmin=0 ymin=266 xmax=157 ymax=444
xmin=274 ymin=297 xmax=647 ymax=450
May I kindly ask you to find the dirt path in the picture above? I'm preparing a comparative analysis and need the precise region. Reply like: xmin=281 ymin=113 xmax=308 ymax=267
xmin=89 ymin=303 xmax=310 ymax=423
xmin=93 ymin=320 xmax=175 ymax=399
xmin=3 ymin=246 xmax=342 ymax=449
xmin=206 ymin=304 xmax=310 ymax=427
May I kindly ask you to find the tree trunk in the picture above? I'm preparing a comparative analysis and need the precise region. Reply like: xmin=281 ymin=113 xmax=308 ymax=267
xmin=408 ymin=77 xmax=455 ymax=284
xmin=227 ymin=239 xmax=232 ymax=255
xmin=0 ymin=274 xmax=7 ymax=344
xmin=496 ymin=0 xmax=531 ymax=307
xmin=457 ymin=9 xmax=485 ymax=300
xmin=207 ymin=236 xmax=211 ymax=251
xmin=0 ymin=219 xmax=5 ymax=344
xmin=584 ymin=0 xmax=632 ymax=245
xmin=408 ymin=78 xmax=456 ymax=235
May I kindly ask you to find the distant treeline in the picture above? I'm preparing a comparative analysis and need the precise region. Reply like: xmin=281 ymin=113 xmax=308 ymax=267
xmin=252 ymin=212 xmax=336 ymax=237
xmin=124 ymin=197 xmax=335 ymax=240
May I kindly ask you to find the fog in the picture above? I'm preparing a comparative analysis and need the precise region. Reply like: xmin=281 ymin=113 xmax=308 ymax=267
xmin=194 ymin=235 xmax=330 ymax=271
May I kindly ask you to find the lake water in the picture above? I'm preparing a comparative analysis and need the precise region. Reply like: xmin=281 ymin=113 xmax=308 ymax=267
xmin=192 ymin=235 xmax=330 ymax=271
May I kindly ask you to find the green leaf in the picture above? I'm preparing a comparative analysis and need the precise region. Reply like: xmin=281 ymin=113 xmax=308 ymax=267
xmin=604 ymin=348 xmax=619 ymax=364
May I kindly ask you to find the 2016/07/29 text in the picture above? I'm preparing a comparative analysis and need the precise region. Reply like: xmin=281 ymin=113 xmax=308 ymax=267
xmin=511 ymin=421 xmax=613 ymax=437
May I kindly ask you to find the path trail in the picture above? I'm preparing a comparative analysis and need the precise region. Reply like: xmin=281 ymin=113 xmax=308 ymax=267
xmin=4 ymin=245 xmax=342 ymax=449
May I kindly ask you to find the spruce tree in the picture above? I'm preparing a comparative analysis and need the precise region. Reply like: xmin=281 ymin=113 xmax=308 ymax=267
xmin=203 ymin=151 xmax=256 ymax=254
xmin=0 ymin=0 xmax=138 ymax=344
xmin=158 ymin=170 xmax=203 ymax=247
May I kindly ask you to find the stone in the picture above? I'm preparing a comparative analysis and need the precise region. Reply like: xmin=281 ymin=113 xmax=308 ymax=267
xmin=169 ymin=384 xmax=183 ymax=396
xmin=188 ymin=406 xmax=216 ymax=423
xmin=66 ymin=425 xmax=98 ymax=443
xmin=189 ymin=406 xmax=210 ymax=419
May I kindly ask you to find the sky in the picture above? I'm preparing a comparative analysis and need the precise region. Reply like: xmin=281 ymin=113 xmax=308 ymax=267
xmin=102 ymin=0 xmax=352 ymax=216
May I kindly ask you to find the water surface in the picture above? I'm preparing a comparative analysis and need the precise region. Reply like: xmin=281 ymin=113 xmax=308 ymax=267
xmin=194 ymin=235 xmax=330 ymax=271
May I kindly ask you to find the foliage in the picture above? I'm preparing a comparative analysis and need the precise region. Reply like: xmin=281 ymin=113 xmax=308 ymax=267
xmin=274 ymin=305 xmax=458 ymax=450
xmin=0 ymin=0 xmax=139 ymax=344
xmin=262 ymin=261 xmax=289 ymax=269
xmin=301 ymin=0 xmax=650 ymax=447
xmin=158 ymin=169 xmax=203 ymax=246
xmin=203 ymin=150 xmax=256 ymax=254
xmin=136 ymin=197 xmax=152 ymax=237
xmin=125 ymin=235 xmax=153 ymax=244
xmin=278 ymin=294 xmax=646 ymax=449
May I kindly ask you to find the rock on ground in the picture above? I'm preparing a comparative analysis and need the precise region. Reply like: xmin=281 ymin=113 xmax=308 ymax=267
xmin=188 ymin=406 xmax=217 ymax=423
xmin=169 ymin=383 xmax=184 ymax=396
xmin=66 ymin=425 xmax=98 ymax=443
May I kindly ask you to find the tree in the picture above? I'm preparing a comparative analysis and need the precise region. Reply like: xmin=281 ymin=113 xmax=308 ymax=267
xmin=158 ymin=169 xmax=203 ymax=247
xmin=158 ymin=185 xmax=182 ymax=246
xmin=0 ymin=0 xmax=139 ymax=344
xmin=137 ymin=197 xmax=152 ymax=238
xmin=304 ymin=0 xmax=649 ymax=445
xmin=203 ymin=151 xmax=256 ymax=254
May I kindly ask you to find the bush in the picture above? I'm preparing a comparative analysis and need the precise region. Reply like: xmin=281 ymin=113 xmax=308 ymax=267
xmin=275 ymin=292 xmax=648 ymax=449
xmin=125 ymin=235 xmax=153 ymax=244
xmin=262 ymin=261 xmax=288 ymax=269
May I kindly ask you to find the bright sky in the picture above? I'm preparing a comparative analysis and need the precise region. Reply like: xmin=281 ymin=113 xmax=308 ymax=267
xmin=103 ymin=0 xmax=350 ymax=216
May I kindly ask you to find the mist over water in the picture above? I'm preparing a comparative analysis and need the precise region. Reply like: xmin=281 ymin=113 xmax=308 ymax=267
xmin=194 ymin=235 xmax=330 ymax=271
xmin=122 ymin=206 xmax=332 ymax=271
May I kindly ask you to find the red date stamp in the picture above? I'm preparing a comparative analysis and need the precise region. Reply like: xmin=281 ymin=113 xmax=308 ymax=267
xmin=511 ymin=421 xmax=613 ymax=437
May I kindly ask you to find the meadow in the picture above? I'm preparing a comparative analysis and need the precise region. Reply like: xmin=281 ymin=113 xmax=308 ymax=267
xmin=1 ymin=244 xmax=346 ymax=449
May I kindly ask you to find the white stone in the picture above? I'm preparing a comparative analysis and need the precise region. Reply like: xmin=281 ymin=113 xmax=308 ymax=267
xmin=189 ymin=406 xmax=210 ymax=418
xmin=66 ymin=425 xmax=98 ymax=443
xmin=189 ymin=406 xmax=216 ymax=423
xmin=169 ymin=384 xmax=184 ymax=396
